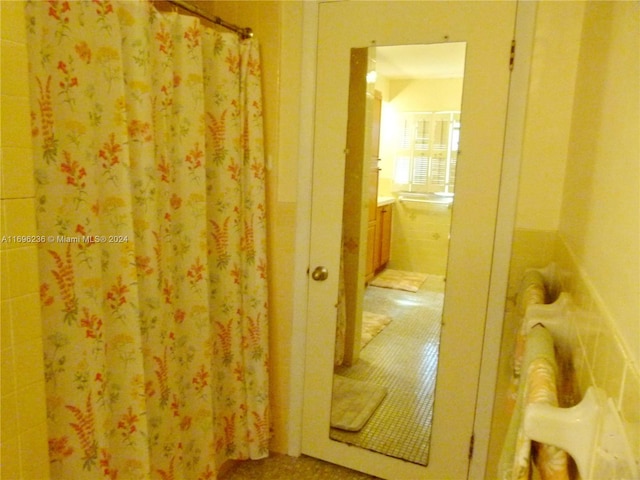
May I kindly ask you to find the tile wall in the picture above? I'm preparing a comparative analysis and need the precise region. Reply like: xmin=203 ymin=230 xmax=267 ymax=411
xmin=389 ymin=202 xmax=452 ymax=276
xmin=0 ymin=1 xmax=51 ymax=478
xmin=490 ymin=229 xmax=640 ymax=477
xmin=554 ymin=235 xmax=640 ymax=471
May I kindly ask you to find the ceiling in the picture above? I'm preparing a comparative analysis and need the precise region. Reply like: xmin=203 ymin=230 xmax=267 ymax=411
xmin=374 ymin=42 xmax=467 ymax=79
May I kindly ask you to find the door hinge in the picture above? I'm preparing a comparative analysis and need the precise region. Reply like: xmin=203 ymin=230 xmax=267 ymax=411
xmin=468 ymin=433 xmax=475 ymax=460
xmin=509 ymin=39 xmax=516 ymax=71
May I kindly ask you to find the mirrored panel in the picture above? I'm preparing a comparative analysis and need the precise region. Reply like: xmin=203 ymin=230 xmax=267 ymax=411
xmin=330 ymin=42 xmax=467 ymax=466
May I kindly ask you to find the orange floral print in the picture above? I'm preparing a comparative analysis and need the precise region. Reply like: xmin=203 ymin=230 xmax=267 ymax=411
xmin=40 ymin=282 xmax=55 ymax=306
xmin=157 ymin=156 xmax=172 ymax=183
xmin=225 ymin=51 xmax=240 ymax=74
xmin=106 ymin=275 xmax=129 ymax=313
xmin=128 ymin=119 xmax=152 ymax=143
xmin=153 ymin=348 xmax=170 ymax=407
xmin=173 ymin=309 xmax=186 ymax=324
xmin=156 ymin=456 xmax=176 ymax=480
xmin=162 ymin=278 xmax=173 ymax=304
xmin=230 ymin=264 xmax=241 ymax=285
xmin=48 ymin=246 xmax=78 ymax=324
xmin=257 ymin=257 xmax=267 ymax=280
xmin=216 ymin=318 xmax=234 ymax=365
xmin=75 ymin=41 xmax=92 ymax=64
xmin=250 ymin=158 xmax=266 ymax=180
xmin=170 ymin=393 xmax=181 ymax=418
xmin=80 ymin=307 xmax=102 ymax=340
xmin=186 ymin=143 xmax=204 ymax=173
xmin=170 ymin=193 xmax=182 ymax=210
xmin=210 ymin=217 xmax=231 ymax=267
xmin=49 ymin=435 xmax=74 ymax=463
xmin=99 ymin=448 xmax=119 ymax=480
xmin=192 ymin=364 xmax=209 ymax=394
xmin=155 ymin=22 xmax=172 ymax=54
xmin=247 ymin=312 xmax=264 ymax=359
xmin=117 ymin=406 xmax=139 ymax=445
xmin=47 ymin=0 xmax=70 ymax=20
xmin=36 ymin=76 xmax=57 ymax=163
xmin=227 ymin=161 xmax=240 ymax=181
xmin=198 ymin=464 xmax=215 ymax=480
xmin=180 ymin=415 xmax=192 ymax=431
xmin=92 ymin=0 xmax=114 ymax=26
xmin=223 ymin=413 xmax=237 ymax=455
xmin=99 ymin=133 xmax=123 ymax=181
xmin=242 ymin=217 xmax=255 ymax=261
xmin=251 ymin=407 xmax=269 ymax=454
xmin=187 ymin=257 xmax=205 ymax=287
xmin=233 ymin=361 xmax=244 ymax=382
xmin=57 ymin=58 xmax=79 ymax=104
xmin=65 ymin=391 xmax=98 ymax=470
xmin=60 ymin=150 xmax=87 ymax=188
xmin=135 ymin=255 xmax=154 ymax=276
xmin=247 ymin=57 xmax=261 ymax=78
xmin=206 ymin=111 xmax=227 ymax=164
xmin=184 ymin=23 xmax=201 ymax=49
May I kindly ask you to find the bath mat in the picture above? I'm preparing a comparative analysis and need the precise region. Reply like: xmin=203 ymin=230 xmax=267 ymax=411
xmin=331 ymin=375 xmax=387 ymax=432
xmin=361 ymin=311 xmax=392 ymax=348
xmin=369 ymin=269 xmax=428 ymax=292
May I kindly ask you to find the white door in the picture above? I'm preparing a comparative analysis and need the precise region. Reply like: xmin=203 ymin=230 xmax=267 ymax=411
xmin=302 ymin=2 xmax=518 ymax=478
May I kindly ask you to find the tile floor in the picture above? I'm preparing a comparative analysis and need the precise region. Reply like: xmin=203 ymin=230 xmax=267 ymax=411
xmin=219 ymin=454 xmax=381 ymax=479
xmin=331 ymin=275 xmax=444 ymax=465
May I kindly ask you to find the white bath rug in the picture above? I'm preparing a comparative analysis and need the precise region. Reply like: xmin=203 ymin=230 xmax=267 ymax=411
xmin=330 ymin=375 xmax=387 ymax=432
xmin=369 ymin=269 xmax=429 ymax=292
xmin=361 ymin=311 xmax=392 ymax=348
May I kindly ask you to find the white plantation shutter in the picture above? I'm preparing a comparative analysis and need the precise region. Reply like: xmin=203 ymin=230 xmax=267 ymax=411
xmin=393 ymin=112 xmax=459 ymax=194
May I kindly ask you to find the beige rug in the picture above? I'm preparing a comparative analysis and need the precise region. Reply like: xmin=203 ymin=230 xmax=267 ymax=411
xmin=331 ymin=375 xmax=387 ymax=432
xmin=369 ymin=269 xmax=429 ymax=292
xmin=361 ymin=311 xmax=392 ymax=348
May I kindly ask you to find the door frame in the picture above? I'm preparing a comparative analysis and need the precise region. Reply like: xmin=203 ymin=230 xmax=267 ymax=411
xmin=288 ymin=2 xmax=537 ymax=478
xmin=469 ymin=2 xmax=537 ymax=477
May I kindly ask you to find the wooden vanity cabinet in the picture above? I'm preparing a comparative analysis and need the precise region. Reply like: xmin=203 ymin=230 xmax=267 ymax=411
xmin=366 ymin=199 xmax=393 ymax=282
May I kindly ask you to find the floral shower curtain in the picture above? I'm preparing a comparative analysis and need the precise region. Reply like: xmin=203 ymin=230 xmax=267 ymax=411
xmin=26 ymin=1 xmax=269 ymax=478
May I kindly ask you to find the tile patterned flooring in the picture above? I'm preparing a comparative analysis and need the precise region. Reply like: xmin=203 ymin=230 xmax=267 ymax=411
xmin=220 ymin=454 xmax=381 ymax=480
xmin=331 ymin=275 xmax=444 ymax=465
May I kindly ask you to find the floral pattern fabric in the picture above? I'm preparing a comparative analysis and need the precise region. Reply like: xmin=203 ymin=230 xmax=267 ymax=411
xmin=26 ymin=1 xmax=269 ymax=478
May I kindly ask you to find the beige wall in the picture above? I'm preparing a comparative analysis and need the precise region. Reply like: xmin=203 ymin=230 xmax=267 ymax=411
xmin=0 ymin=2 xmax=51 ymax=479
xmin=514 ymin=2 xmax=583 ymax=232
xmin=560 ymin=1 xmax=639 ymax=362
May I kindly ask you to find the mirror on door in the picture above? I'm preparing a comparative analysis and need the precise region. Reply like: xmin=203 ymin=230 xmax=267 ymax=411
xmin=330 ymin=42 xmax=467 ymax=466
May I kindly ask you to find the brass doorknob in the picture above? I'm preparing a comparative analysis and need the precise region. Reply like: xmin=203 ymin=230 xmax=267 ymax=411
xmin=311 ymin=266 xmax=329 ymax=281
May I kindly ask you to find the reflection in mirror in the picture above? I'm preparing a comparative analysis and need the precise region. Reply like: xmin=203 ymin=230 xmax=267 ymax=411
xmin=330 ymin=42 xmax=467 ymax=466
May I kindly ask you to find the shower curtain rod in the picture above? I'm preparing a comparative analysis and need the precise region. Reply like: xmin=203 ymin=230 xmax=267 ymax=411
xmin=167 ymin=0 xmax=253 ymax=39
